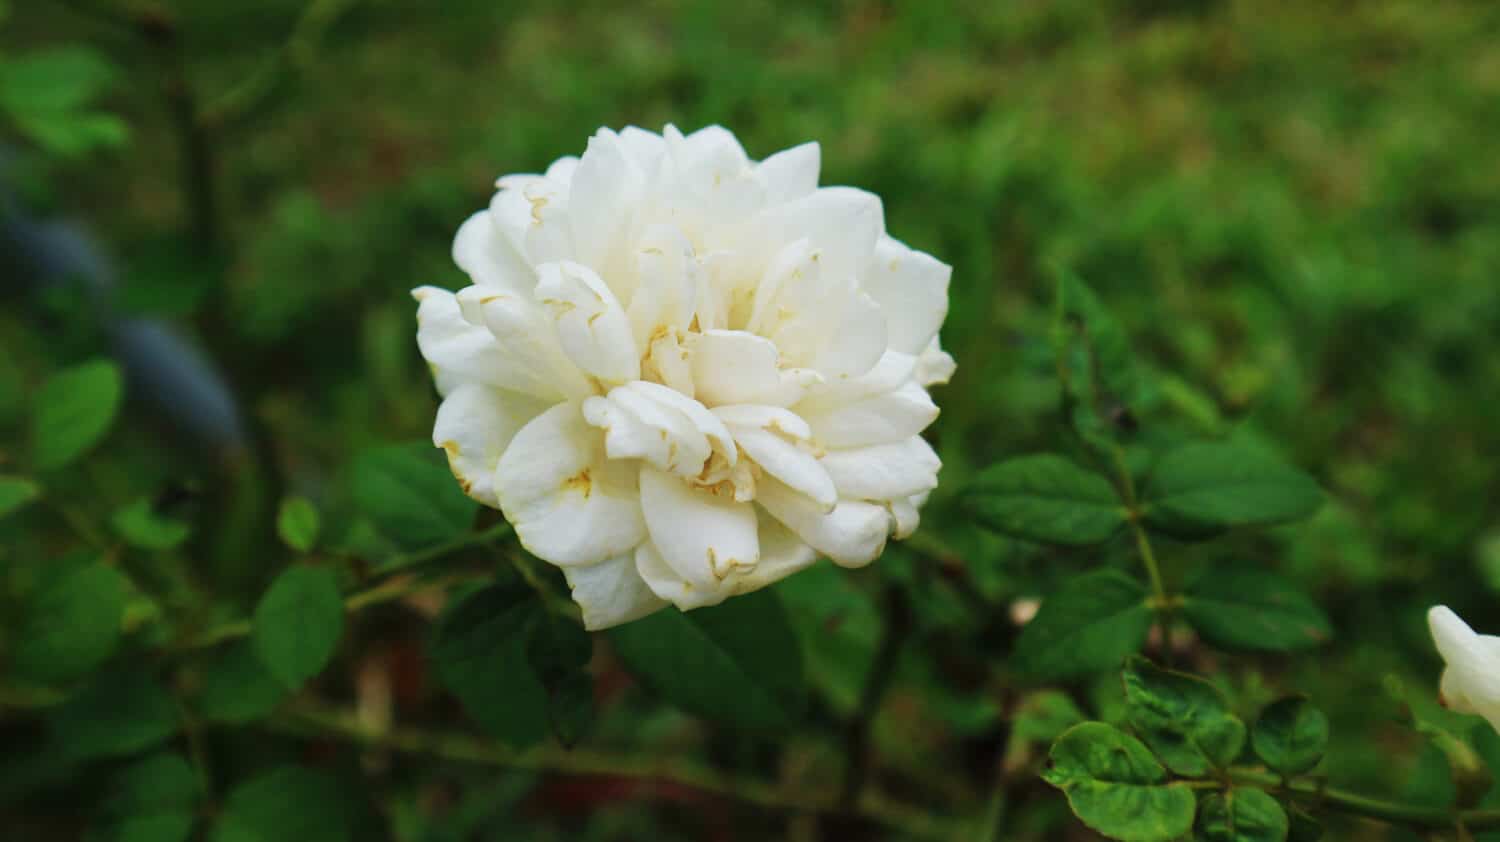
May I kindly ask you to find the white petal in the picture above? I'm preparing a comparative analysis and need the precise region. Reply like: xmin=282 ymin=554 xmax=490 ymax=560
xmin=627 ymin=223 xmax=699 ymax=347
xmin=452 ymin=210 xmax=535 ymax=296
xmin=642 ymin=329 xmax=695 ymax=398
xmin=721 ymin=516 xmax=818 ymax=594
xmin=1430 ymin=606 xmax=1500 ymax=722
xmin=535 ymin=261 xmax=640 ymax=385
xmin=453 ymin=286 xmax=594 ymax=400
xmin=634 ymin=540 xmax=730 ymax=611
xmin=639 ymin=466 xmax=759 ymax=587
xmin=811 ymin=290 xmax=886 ymax=381
xmin=757 ymin=477 xmax=889 ymax=568
xmin=802 ymin=380 xmax=939 ymax=449
xmin=862 ymin=236 xmax=951 ymax=356
xmin=433 ymin=383 xmax=550 ymax=507
xmin=413 ymin=286 xmax=536 ymax=397
xmin=888 ymin=497 xmax=920 ymax=539
xmin=915 ymin=337 xmax=957 ymax=387
xmin=495 ymin=403 xmax=646 ymax=566
xmin=762 ymin=187 xmax=883 ymax=283
xmin=798 ymin=350 xmax=917 ymax=413
xmin=716 ymin=406 xmax=834 ymax=510
xmin=688 ymin=329 xmax=814 ymax=408
xmin=757 ymin=141 xmax=820 ymax=206
xmin=582 ymin=383 xmax=720 ymax=477
xmin=820 ymin=436 xmax=941 ymax=500
xmin=618 ymin=126 xmax=666 ymax=175
xmin=546 ymin=155 xmax=580 ymax=183
xmin=569 ymin=129 xmax=641 ymax=271
xmin=564 ymin=553 xmax=667 ymax=630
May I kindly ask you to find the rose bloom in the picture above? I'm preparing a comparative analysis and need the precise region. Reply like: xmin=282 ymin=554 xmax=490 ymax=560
xmin=1429 ymin=605 xmax=1500 ymax=733
xmin=414 ymin=125 xmax=952 ymax=629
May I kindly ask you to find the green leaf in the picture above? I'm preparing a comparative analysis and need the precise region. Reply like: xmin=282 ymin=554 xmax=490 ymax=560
xmin=251 ymin=566 xmax=344 ymax=689
xmin=111 ymin=498 xmax=192 ymax=551
xmin=276 ymin=497 xmax=321 ymax=553
xmin=429 ymin=583 xmax=550 ymax=747
xmin=1122 ymin=656 xmax=1246 ymax=776
xmin=1051 ymin=272 xmax=1147 ymax=446
xmin=90 ymin=753 xmax=200 ymax=842
xmin=1196 ymin=790 xmax=1290 ymax=842
xmin=0 ymin=475 xmax=40 ymax=519
xmin=11 ymin=560 xmax=128 ymax=683
xmin=1013 ymin=690 xmax=1088 ymax=744
xmin=967 ymin=454 xmax=1127 ymax=545
xmin=1252 ymin=697 xmax=1329 ymax=775
xmin=197 ymin=641 xmax=289 ymax=724
xmin=1142 ymin=443 xmax=1323 ymax=534
xmin=526 ymin=611 xmax=596 ymax=746
xmin=1014 ymin=570 xmax=1152 ymax=681
xmin=50 ymin=670 xmax=177 ymax=760
xmin=30 ymin=359 xmax=124 ymax=471
xmin=545 ymin=671 xmax=595 ymax=749
xmin=212 ymin=766 xmax=351 ymax=842
xmin=0 ymin=47 xmax=129 ymax=158
xmin=610 ymin=589 xmax=805 ymax=731
xmin=1043 ymin=722 xmax=1196 ymax=841
xmin=351 ymin=443 xmax=477 ymax=548
xmin=526 ymin=611 xmax=593 ymax=686
xmin=1181 ymin=567 xmax=1333 ymax=652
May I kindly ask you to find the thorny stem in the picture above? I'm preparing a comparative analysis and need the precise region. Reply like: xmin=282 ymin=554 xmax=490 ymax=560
xmin=268 ymin=702 xmax=957 ymax=842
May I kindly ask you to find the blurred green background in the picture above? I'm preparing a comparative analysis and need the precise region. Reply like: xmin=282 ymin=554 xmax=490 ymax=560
xmin=3 ymin=0 xmax=1500 ymax=839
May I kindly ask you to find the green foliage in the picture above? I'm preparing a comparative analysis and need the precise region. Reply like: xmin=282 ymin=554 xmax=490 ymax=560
xmin=1043 ymin=722 xmax=1196 ymax=841
xmin=1013 ymin=570 xmax=1152 ymax=680
xmin=610 ymin=589 xmax=805 ymax=731
xmin=1122 ymin=657 xmax=1247 ymax=777
xmin=276 ymin=496 xmax=321 ymax=553
xmin=212 ymin=766 xmax=353 ymax=842
xmin=526 ymin=611 xmax=595 ymax=747
xmin=1142 ymin=444 xmax=1324 ymax=536
xmin=1252 ymin=698 xmax=1329 ymax=776
xmin=29 ymin=359 xmax=123 ymax=471
xmin=0 ymin=475 xmax=40 ymax=519
xmin=111 ymin=498 xmax=192 ymax=551
xmin=195 ymin=642 xmax=289 ymax=724
xmin=89 ymin=753 xmax=200 ymax=842
xmin=0 ymin=47 xmax=128 ymax=157
xmin=1196 ymin=789 xmax=1290 ymax=842
xmin=429 ymin=583 xmax=550 ymax=747
xmin=252 ymin=566 xmax=344 ymax=689
xmin=351 ymin=444 xmax=477 ymax=549
xmin=1181 ymin=567 xmax=1333 ymax=652
xmin=966 ymin=453 xmax=1127 ymax=545
xmin=10 ymin=559 xmax=128 ymax=684
xmin=50 ymin=670 xmax=177 ymax=761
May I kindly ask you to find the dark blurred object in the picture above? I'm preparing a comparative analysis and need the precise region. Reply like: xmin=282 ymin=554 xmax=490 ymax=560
xmin=1 ymin=150 xmax=246 ymax=455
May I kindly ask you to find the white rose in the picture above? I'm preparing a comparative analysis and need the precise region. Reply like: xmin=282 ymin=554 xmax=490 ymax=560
xmin=414 ymin=125 xmax=953 ymax=629
xmin=1428 ymin=605 xmax=1500 ymax=732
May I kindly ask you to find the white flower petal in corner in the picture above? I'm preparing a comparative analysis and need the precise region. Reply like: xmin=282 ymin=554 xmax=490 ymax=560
xmin=1429 ymin=606 xmax=1500 ymax=733
xmin=415 ymin=125 xmax=954 ymax=628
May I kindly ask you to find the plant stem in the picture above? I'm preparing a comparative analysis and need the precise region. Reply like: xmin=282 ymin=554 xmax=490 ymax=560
xmin=1230 ymin=768 xmax=1500 ymax=830
xmin=269 ymin=702 xmax=956 ymax=842
xmin=839 ymin=586 xmax=911 ymax=808
xmin=174 ymin=568 xmax=480 ymax=651
xmin=1106 ymin=445 xmax=1168 ymax=604
xmin=376 ymin=521 xmax=512 ymax=576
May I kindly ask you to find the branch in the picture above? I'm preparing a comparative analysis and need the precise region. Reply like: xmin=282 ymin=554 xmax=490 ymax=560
xmin=269 ymin=703 xmax=957 ymax=842
xmin=172 ymin=522 xmax=511 ymax=651
xmin=839 ymin=585 xmax=911 ymax=807
xmin=1231 ymin=768 xmax=1500 ymax=830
